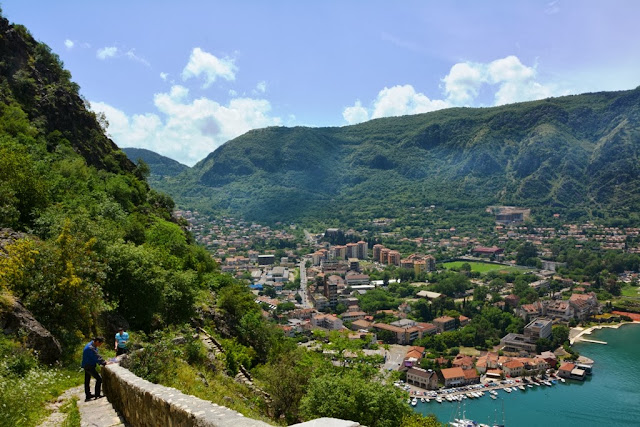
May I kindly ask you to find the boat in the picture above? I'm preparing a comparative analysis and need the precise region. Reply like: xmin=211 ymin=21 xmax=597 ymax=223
xmin=490 ymin=394 xmax=497 ymax=400
xmin=407 ymin=398 xmax=411 ymax=404
xmin=436 ymin=397 xmax=443 ymax=403
xmin=420 ymin=397 xmax=425 ymax=403
xmin=518 ymin=385 xmax=526 ymax=391
xmin=503 ymin=387 xmax=512 ymax=393
xmin=560 ymin=378 xmax=566 ymax=383
xmin=527 ymin=384 xmax=533 ymax=388
xmin=411 ymin=397 xmax=418 ymax=406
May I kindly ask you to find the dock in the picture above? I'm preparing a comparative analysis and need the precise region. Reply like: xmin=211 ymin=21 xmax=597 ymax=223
xmin=579 ymin=338 xmax=607 ymax=344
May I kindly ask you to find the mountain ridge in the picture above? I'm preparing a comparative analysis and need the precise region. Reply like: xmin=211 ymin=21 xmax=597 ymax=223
xmin=151 ymin=87 xmax=640 ymax=227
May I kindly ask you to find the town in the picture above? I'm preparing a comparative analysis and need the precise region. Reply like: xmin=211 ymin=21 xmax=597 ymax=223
xmin=177 ymin=207 xmax=640 ymax=401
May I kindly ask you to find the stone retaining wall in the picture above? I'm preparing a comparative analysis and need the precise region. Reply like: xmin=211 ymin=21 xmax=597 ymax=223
xmin=103 ymin=364 xmax=361 ymax=427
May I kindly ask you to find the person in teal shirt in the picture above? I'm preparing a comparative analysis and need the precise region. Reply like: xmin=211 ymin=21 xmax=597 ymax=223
xmin=114 ymin=327 xmax=129 ymax=356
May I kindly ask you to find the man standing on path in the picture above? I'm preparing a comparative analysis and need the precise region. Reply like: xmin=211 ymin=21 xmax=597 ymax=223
xmin=114 ymin=327 xmax=129 ymax=356
xmin=81 ymin=337 xmax=108 ymax=402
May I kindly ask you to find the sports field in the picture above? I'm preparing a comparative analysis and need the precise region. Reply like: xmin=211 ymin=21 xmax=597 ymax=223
xmin=442 ymin=261 xmax=521 ymax=273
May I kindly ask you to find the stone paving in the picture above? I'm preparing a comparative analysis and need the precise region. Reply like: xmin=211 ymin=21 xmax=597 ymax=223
xmin=36 ymin=383 xmax=127 ymax=427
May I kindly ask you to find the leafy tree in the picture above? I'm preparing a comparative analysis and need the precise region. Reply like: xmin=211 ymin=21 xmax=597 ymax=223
xmin=300 ymin=372 xmax=412 ymax=427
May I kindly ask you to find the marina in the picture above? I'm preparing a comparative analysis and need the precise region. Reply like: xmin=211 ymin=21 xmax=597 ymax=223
xmin=413 ymin=324 xmax=640 ymax=426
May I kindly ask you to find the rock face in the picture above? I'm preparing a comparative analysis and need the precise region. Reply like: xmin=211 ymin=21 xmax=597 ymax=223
xmin=0 ymin=297 xmax=62 ymax=364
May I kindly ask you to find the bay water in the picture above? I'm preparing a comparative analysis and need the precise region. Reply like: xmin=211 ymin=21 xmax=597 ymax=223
xmin=415 ymin=324 xmax=640 ymax=426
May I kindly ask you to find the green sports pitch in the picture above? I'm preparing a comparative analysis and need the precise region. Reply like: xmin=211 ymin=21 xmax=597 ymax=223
xmin=442 ymin=261 xmax=521 ymax=273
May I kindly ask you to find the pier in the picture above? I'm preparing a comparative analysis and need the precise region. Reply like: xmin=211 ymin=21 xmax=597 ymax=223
xmin=579 ymin=338 xmax=607 ymax=344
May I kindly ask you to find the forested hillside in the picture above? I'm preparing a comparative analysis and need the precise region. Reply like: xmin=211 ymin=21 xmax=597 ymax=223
xmin=0 ymin=12 xmax=219 ymax=351
xmin=157 ymin=88 xmax=640 ymax=228
xmin=0 ymin=13 xmax=443 ymax=427
xmin=123 ymin=147 xmax=190 ymax=185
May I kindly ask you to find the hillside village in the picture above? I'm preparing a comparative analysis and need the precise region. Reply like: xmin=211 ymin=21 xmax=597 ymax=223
xmin=178 ymin=208 xmax=640 ymax=392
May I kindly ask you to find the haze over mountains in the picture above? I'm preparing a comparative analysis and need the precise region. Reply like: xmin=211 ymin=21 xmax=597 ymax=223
xmin=129 ymin=88 xmax=640 ymax=228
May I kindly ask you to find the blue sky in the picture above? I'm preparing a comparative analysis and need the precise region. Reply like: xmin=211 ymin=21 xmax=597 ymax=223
xmin=2 ymin=1 xmax=639 ymax=165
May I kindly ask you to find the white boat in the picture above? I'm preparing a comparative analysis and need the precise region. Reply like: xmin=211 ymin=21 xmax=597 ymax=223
xmin=504 ymin=387 xmax=512 ymax=393
xmin=407 ymin=398 xmax=411 ymax=404
xmin=425 ymin=398 xmax=430 ymax=403
xmin=518 ymin=385 xmax=526 ymax=391
xmin=527 ymin=384 xmax=533 ymax=388
xmin=490 ymin=394 xmax=497 ymax=400
xmin=411 ymin=397 xmax=418 ymax=406
xmin=420 ymin=397 xmax=425 ymax=403
xmin=436 ymin=397 xmax=443 ymax=403
xmin=560 ymin=378 xmax=566 ymax=383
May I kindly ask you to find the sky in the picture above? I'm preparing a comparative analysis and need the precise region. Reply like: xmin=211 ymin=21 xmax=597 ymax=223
xmin=2 ymin=1 xmax=639 ymax=166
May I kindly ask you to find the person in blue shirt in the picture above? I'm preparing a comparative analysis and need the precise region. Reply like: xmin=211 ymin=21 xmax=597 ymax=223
xmin=81 ymin=337 xmax=107 ymax=401
xmin=114 ymin=327 xmax=129 ymax=356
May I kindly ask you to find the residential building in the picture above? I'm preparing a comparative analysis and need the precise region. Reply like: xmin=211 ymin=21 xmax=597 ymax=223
xmin=502 ymin=360 xmax=525 ymax=377
xmin=433 ymin=316 xmax=456 ymax=333
xmin=406 ymin=367 xmax=439 ymax=390
xmin=546 ymin=300 xmax=573 ymax=320
xmin=524 ymin=318 xmax=552 ymax=340
xmin=372 ymin=244 xmax=384 ymax=262
xmin=380 ymin=248 xmax=390 ymax=264
xmin=500 ymin=333 xmax=537 ymax=354
xmin=357 ymin=241 xmax=368 ymax=260
xmin=440 ymin=367 xmax=466 ymax=387
xmin=311 ymin=313 xmax=343 ymax=330
xmin=341 ymin=311 xmax=366 ymax=322
xmin=569 ymin=292 xmax=599 ymax=320
xmin=388 ymin=250 xmax=401 ymax=266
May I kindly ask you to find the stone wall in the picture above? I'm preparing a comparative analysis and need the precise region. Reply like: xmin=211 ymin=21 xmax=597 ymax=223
xmin=103 ymin=364 xmax=361 ymax=427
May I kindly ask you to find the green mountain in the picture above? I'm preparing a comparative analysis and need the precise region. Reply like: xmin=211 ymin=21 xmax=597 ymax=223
xmin=0 ymin=12 xmax=217 ymax=349
xmin=122 ymin=147 xmax=190 ymax=186
xmin=157 ymin=88 xmax=640 ymax=227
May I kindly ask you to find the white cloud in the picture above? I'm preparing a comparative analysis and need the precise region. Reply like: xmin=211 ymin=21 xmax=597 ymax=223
xmin=182 ymin=47 xmax=237 ymax=88
xmin=442 ymin=62 xmax=485 ymax=105
xmin=125 ymin=49 xmax=150 ymax=67
xmin=64 ymin=39 xmax=74 ymax=49
xmin=255 ymin=81 xmax=267 ymax=94
xmin=343 ymin=55 xmax=564 ymax=124
xmin=343 ymin=100 xmax=370 ymax=125
xmin=545 ymin=0 xmax=561 ymax=15
xmin=160 ymin=72 xmax=169 ymax=81
xmin=96 ymin=46 xmax=118 ymax=60
xmin=90 ymin=85 xmax=281 ymax=166
xmin=372 ymin=85 xmax=450 ymax=119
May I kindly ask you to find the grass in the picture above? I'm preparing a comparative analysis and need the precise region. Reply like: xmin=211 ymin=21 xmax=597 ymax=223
xmin=60 ymin=398 xmax=81 ymax=427
xmin=442 ymin=261 xmax=522 ymax=273
xmin=0 ymin=334 xmax=83 ymax=427
xmin=620 ymin=284 xmax=640 ymax=298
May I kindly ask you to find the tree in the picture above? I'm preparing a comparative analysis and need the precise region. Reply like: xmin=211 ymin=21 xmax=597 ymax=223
xmin=516 ymin=242 xmax=539 ymax=266
xmin=300 ymin=372 xmax=412 ymax=427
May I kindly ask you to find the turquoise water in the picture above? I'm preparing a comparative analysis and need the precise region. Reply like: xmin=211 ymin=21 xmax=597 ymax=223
xmin=415 ymin=324 xmax=640 ymax=426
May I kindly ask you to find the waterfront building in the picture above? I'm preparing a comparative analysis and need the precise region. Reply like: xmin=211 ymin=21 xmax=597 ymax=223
xmin=407 ymin=367 xmax=439 ymax=390
xmin=440 ymin=367 xmax=466 ymax=387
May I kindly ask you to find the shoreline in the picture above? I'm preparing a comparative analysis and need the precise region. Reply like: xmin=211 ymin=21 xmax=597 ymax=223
xmin=569 ymin=321 xmax=640 ymax=345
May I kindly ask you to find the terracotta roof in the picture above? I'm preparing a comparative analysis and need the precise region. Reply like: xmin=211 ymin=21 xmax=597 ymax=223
xmin=441 ymin=367 xmax=465 ymax=379
xmin=503 ymin=360 xmax=524 ymax=369
xmin=559 ymin=363 xmax=576 ymax=371
xmin=463 ymin=369 xmax=479 ymax=379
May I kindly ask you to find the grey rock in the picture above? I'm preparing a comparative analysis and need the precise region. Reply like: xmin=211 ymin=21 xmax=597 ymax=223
xmin=0 ymin=297 xmax=62 ymax=364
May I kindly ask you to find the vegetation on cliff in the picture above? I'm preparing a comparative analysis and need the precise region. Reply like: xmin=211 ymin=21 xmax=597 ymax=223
xmin=154 ymin=87 xmax=640 ymax=230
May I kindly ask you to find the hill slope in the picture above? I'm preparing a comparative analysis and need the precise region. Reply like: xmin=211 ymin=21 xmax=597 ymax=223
xmin=158 ymin=88 xmax=640 ymax=227
xmin=123 ymin=147 xmax=190 ymax=189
